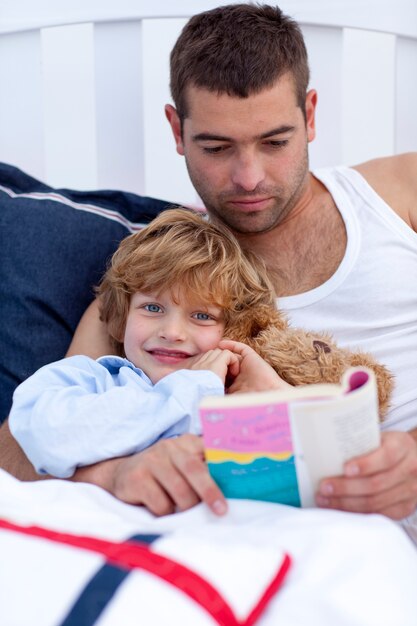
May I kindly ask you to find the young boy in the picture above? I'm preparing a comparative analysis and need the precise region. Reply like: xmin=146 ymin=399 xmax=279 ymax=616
xmin=9 ymin=208 xmax=288 ymax=479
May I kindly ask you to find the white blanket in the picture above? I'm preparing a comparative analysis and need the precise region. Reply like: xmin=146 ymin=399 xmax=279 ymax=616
xmin=0 ymin=469 xmax=416 ymax=626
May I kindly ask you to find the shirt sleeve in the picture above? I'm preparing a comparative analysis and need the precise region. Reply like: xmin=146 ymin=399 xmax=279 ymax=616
xmin=9 ymin=356 xmax=224 ymax=478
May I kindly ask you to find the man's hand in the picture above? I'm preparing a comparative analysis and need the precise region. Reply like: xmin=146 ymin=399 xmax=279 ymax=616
xmin=73 ymin=434 xmax=228 ymax=517
xmin=219 ymin=339 xmax=291 ymax=394
xmin=316 ymin=431 xmax=417 ymax=519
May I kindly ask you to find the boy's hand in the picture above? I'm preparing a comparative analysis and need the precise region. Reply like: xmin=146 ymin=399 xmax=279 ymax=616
xmin=188 ymin=348 xmax=240 ymax=384
xmin=219 ymin=339 xmax=291 ymax=393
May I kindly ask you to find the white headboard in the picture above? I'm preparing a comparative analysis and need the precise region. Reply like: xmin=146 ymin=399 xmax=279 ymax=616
xmin=0 ymin=0 xmax=416 ymax=206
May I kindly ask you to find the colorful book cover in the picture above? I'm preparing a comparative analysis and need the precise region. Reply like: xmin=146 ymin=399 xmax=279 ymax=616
xmin=201 ymin=367 xmax=381 ymax=508
xmin=201 ymin=401 xmax=301 ymax=507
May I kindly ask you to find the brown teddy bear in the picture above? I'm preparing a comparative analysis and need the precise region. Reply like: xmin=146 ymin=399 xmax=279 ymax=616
xmin=225 ymin=303 xmax=394 ymax=419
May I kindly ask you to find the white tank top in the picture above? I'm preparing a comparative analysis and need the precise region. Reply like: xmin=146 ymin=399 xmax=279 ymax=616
xmin=278 ymin=166 xmax=417 ymax=431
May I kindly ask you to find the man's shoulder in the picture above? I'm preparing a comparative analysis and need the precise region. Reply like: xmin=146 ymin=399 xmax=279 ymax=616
xmin=353 ymin=152 xmax=417 ymax=183
xmin=353 ymin=153 xmax=417 ymax=228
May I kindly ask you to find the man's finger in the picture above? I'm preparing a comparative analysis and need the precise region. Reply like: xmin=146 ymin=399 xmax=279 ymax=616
xmin=319 ymin=466 xmax=404 ymax=499
xmin=172 ymin=436 xmax=228 ymax=515
xmin=316 ymin=488 xmax=417 ymax=519
xmin=344 ymin=431 xmax=413 ymax=477
xmin=137 ymin=476 xmax=177 ymax=516
xmin=114 ymin=460 xmax=176 ymax=516
xmin=151 ymin=458 xmax=201 ymax=512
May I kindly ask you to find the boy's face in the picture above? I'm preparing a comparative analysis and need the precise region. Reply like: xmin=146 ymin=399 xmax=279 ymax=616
xmin=123 ymin=288 xmax=225 ymax=384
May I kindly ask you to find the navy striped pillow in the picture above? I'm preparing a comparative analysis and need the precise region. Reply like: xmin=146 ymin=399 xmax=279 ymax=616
xmin=0 ymin=162 xmax=173 ymax=423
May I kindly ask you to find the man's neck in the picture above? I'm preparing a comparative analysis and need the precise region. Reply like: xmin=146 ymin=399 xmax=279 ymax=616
xmin=236 ymin=174 xmax=347 ymax=297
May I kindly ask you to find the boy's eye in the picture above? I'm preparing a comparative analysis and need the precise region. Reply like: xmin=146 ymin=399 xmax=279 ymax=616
xmin=144 ymin=303 xmax=162 ymax=313
xmin=194 ymin=312 xmax=212 ymax=321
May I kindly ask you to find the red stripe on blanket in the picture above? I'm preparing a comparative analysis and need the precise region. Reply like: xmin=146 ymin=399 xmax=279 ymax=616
xmin=0 ymin=518 xmax=291 ymax=626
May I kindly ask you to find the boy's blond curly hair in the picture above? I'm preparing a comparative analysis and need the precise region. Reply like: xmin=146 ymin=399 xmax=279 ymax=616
xmin=97 ymin=207 xmax=275 ymax=355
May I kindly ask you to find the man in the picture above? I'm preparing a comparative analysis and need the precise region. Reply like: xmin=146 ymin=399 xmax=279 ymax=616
xmin=1 ymin=3 xmax=417 ymax=521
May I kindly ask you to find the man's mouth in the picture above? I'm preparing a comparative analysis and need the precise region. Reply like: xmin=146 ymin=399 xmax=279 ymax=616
xmin=227 ymin=197 xmax=272 ymax=211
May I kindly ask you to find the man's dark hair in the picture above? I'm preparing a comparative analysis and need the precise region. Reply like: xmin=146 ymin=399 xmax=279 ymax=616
xmin=170 ymin=3 xmax=310 ymax=122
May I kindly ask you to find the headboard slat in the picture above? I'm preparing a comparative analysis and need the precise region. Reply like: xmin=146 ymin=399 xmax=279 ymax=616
xmin=0 ymin=31 xmax=45 ymax=181
xmin=395 ymin=37 xmax=417 ymax=154
xmin=94 ymin=20 xmax=145 ymax=193
xmin=0 ymin=2 xmax=416 ymax=202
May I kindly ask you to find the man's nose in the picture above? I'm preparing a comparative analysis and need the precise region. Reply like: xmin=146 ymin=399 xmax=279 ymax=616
xmin=230 ymin=153 xmax=265 ymax=192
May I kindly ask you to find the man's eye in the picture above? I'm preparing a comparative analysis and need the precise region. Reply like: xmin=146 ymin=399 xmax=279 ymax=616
xmin=144 ymin=303 xmax=162 ymax=313
xmin=202 ymin=145 xmax=228 ymax=154
xmin=265 ymin=140 xmax=289 ymax=149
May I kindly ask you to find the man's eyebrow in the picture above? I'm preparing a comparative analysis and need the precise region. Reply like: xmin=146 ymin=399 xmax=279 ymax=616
xmin=192 ymin=126 xmax=295 ymax=142
xmin=260 ymin=125 xmax=295 ymax=139
xmin=192 ymin=132 xmax=231 ymax=142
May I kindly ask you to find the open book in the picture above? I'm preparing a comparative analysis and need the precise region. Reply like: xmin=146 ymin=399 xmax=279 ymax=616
xmin=200 ymin=367 xmax=381 ymax=507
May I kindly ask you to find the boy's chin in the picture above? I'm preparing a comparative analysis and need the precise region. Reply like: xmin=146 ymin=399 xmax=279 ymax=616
xmin=148 ymin=364 xmax=182 ymax=385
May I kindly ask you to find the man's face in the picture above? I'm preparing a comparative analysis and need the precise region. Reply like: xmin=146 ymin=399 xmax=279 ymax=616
xmin=166 ymin=74 xmax=317 ymax=235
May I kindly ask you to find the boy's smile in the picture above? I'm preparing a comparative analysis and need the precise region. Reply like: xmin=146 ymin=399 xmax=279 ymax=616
xmin=146 ymin=348 xmax=194 ymax=365
xmin=123 ymin=289 xmax=225 ymax=384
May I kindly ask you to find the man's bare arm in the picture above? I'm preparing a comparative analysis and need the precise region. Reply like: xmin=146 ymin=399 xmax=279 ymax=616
xmin=0 ymin=420 xmax=43 ymax=480
xmin=66 ymin=298 xmax=113 ymax=358
xmin=355 ymin=152 xmax=417 ymax=231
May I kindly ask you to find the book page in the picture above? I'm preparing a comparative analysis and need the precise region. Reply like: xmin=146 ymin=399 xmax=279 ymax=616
xmin=292 ymin=374 xmax=381 ymax=506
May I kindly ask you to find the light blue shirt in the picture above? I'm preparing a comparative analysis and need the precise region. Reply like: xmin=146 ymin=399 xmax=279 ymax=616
xmin=9 ymin=355 xmax=224 ymax=478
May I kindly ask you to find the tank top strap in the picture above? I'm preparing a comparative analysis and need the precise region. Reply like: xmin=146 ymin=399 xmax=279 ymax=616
xmin=279 ymin=166 xmax=361 ymax=310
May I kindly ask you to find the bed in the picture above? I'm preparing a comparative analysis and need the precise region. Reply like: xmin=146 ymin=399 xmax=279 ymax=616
xmin=1 ymin=1 xmax=417 ymax=624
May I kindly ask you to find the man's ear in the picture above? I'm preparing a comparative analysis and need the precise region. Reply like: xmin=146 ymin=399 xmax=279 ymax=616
xmin=305 ymin=89 xmax=317 ymax=143
xmin=165 ymin=104 xmax=185 ymax=155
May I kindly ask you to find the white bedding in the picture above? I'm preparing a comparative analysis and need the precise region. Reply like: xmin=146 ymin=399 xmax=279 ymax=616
xmin=1 ymin=469 xmax=416 ymax=626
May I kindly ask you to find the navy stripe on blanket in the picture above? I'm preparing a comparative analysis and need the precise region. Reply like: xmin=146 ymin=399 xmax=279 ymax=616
xmin=60 ymin=534 xmax=161 ymax=626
